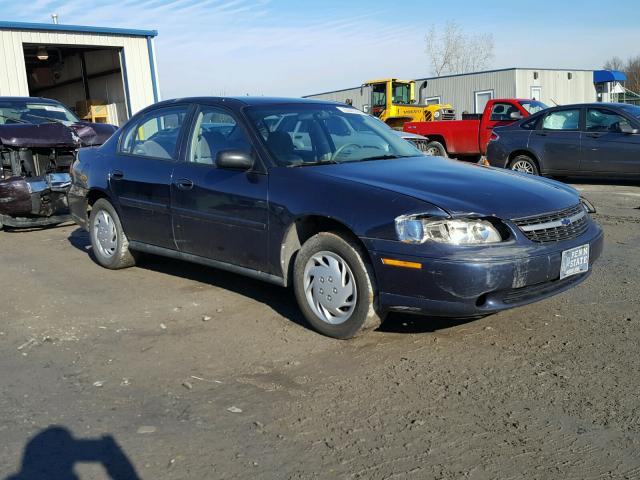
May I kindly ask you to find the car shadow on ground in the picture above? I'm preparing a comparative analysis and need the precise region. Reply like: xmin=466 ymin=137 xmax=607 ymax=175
xmin=5 ymin=426 xmax=140 ymax=480
xmin=67 ymin=228 xmax=309 ymax=329
xmin=378 ymin=313 xmax=481 ymax=334
xmin=68 ymin=228 xmax=485 ymax=337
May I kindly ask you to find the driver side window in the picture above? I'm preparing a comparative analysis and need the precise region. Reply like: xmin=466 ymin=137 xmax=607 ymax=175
xmin=188 ymin=107 xmax=252 ymax=165
xmin=586 ymin=108 xmax=631 ymax=133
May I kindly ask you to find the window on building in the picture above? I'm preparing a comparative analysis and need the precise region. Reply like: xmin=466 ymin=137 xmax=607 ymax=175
xmin=474 ymin=90 xmax=494 ymax=113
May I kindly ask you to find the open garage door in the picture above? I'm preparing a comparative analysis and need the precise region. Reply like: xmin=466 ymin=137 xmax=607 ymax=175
xmin=23 ymin=44 xmax=129 ymax=126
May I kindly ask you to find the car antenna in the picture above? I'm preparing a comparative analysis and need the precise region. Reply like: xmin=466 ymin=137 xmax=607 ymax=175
xmin=550 ymin=97 xmax=560 ymax=106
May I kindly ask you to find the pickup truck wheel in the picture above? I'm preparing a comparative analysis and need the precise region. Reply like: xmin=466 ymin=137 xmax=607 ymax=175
xmin=424 ymin=141 xmax=448 ymax=158
xmin=293 ymin=232 xmax=385 ymax=339
xmin=89 ymin=198 xmax=136 ymax=269
xmin=509 ymin=155 xmax=539 ymax=175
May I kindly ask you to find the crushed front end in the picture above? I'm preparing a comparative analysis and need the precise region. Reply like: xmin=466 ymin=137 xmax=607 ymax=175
xmin=0 ymin=121 xmax=115 ymax=229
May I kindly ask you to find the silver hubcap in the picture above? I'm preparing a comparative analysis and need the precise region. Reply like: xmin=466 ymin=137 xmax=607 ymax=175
xmin=511 ymin=160 xmax=535 ymax=174
xmin=303 ymin=251 xmax=357 ymax=325
xmin=426 ymin=147 xmax=441 ymax=156
xmin=93 ymin=210 xmax=117 ymax=258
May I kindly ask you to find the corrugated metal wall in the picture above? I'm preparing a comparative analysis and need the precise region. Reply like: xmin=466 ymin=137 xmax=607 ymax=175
xmin=414 ymin=70 xmax=517 ymax=114
xmin=0 ymin=28 xmax=155 ymax=117
xmin=305 ymin=86 xmax=371 ymax=111
xmin=306 ymin=69 xmax=599 ymax=118
xmin=515 ymin=69 xmax=596 ymax=105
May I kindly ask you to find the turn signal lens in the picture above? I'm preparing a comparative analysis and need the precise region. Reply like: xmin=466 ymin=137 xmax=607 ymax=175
xmin=382 ymin=258 xmax=422 ymax=269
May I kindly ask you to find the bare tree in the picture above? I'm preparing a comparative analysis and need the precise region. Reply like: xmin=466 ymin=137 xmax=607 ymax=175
xmin=603 ymin=55 xmax=640 ymax=93
xmin=425 ymin=22 xmax=494 ymax=77
xmin=603 ymin=56 xmax=624 ymax=71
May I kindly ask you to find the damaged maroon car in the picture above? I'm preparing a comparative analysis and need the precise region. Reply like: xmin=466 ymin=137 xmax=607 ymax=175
xmin=0 ymin=97 xmax=117 ymax=230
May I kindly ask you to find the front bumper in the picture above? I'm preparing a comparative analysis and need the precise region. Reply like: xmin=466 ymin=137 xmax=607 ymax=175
xmin=366 ymin=221 xmax=604 ymax=317
xmin=0 ymin=173 xmax=71 ymax=227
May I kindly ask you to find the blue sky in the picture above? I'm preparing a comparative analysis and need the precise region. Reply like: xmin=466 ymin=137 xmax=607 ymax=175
xmin=2 ymin=0 xmax=638 ymax=99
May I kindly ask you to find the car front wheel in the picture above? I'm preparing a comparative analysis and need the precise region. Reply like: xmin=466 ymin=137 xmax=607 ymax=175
xmin=89 ymin=198 xmax=136 ymax=269
xmin=293 ymin=232 xmax=384 ymax=339
xmin=424 ymin=140 xmax=448 ymax=157
xmin=509 ymin=155 xmax=539 ymax=175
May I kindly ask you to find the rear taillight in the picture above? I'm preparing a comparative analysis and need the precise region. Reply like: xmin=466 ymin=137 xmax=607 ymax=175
xmin=489 ymin=132 xmax=499 ymax=142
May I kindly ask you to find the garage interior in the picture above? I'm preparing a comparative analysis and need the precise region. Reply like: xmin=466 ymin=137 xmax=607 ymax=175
xmin=22 ymin=43 xmax=128 ymax=125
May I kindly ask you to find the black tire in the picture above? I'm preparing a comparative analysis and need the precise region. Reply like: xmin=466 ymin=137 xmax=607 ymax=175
xmin=424 ymin=140 xmax=448 ymax=158
xmin=89 ymin=198 xmax=136 ymax=269
xmin=509 ymin=154 xmax=539 ymax=175
xmin=293 ymin=232 xmax=385 ymax=339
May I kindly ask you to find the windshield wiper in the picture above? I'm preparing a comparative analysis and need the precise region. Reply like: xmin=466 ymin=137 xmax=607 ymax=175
xmin=289 ymin=159 xmax=340 ymax=167
xmin=353 ymin=154 xmax=412 ymax=162
xmin=0 ymin=114 xmax=30 ymax=124
xmin=20 ymin=112 xmax=68 ymax=125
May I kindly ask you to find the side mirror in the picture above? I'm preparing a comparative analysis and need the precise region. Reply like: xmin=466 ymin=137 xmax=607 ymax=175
xmin=216 ymin=150 xmax=254 ymax=170
xmin=509 ymin=111 xmax=523 ymax=120
xmin=619 ymin=123 xmax=639 ymax=134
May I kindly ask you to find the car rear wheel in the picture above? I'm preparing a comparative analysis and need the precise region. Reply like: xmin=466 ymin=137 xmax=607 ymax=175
xmin=424 ymin=140 xmax=448 ymax=157
xmin=509 ymin=155 xmax=539 ymax=175
xmin=293 ymin=232 xmax=385 ymax=339
xmin=89 ymin=198 xmax=136 ymax=269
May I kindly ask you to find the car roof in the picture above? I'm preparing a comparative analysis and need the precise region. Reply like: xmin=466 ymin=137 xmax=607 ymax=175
xmin=149 ymin=96 xmax=344 ymax=108
xmin=547 ymin=102 xmax=631 ymax=109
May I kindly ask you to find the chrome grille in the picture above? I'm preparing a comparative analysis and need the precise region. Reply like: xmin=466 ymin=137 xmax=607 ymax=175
xmin=512 ymin=203 xmax=589 ymax=243
xmin=407 ymin=138 xmax=428 ymax=152
xmin=441 ymin=109 xmax=456 ymax=120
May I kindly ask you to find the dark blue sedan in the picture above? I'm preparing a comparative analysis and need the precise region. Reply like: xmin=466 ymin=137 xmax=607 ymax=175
xmin=68 ymin=97 xmax=603 ymax=339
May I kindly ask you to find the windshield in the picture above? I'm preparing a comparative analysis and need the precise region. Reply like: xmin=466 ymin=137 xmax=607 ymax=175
xmin=620 ymin=104 xmax=640 ymax=120
xmin=0 ymin=101 xmax=79 ymax=125
xmin=519 ymin=100 xmax=548 ymax=115
xmin=391 ymin=82 xmax=411 ymax=104
xmin=246 ymin=104 xmax=422 ymax=166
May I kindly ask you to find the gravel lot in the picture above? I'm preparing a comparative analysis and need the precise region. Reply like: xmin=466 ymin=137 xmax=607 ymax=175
xmin=1 ymin=180 xmax=639 ymax=479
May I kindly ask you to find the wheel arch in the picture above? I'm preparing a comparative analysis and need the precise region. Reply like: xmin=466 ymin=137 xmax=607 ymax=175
xmin=279 ymin=215 xmax=372 ymax=287
xmin=426 ymin=135 xmax=447 ymax=150
xmin=508 ymin=150 xmax=541 ymax=172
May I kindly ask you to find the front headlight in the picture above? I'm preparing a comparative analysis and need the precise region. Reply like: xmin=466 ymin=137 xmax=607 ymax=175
xmin=434 ymin=110 xmax=441 ymax=119
xmin=395 ymin=215 xmax=503 ymax=245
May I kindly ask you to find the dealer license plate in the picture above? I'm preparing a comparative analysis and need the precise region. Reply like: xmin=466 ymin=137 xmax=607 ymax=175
xmin=560 ymin=244 xmax=590 ymax=279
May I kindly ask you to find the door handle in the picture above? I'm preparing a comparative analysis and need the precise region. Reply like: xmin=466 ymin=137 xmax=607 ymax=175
xmin=535 ymin=132 xmax=547 ymax=136
xmin=586 ymin=133 xmax=602 ymax=138
xmin=176 ymin=178 xmax=194 ymax=190
xmin=110 ymin=169 xmax=124 ymax=180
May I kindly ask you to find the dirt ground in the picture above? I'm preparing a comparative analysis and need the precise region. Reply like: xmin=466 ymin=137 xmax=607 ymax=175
xmin=1 ymin=180 xmax=639 ymax=479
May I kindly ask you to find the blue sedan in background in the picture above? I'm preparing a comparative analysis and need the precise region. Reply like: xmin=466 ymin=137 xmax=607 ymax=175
xmin=68 ymin=97 xmax=603 ymax=339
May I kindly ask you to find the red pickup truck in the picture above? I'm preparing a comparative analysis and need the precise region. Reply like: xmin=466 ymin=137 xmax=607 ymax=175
xmin=403 ymin=99 xmax=548 ymax=158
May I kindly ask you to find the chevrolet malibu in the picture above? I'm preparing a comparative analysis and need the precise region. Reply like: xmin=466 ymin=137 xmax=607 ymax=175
xmin=69 ymin=97 xmax=603 ymax=339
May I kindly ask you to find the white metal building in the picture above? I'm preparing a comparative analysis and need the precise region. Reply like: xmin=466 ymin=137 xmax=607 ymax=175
xmin=0 ymin=21 xmax=160 ymax=125
xmin=305 ymin=68 xmax=609 ymax=118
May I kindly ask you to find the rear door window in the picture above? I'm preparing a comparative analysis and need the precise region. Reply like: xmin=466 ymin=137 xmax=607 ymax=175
xmin=120 ymin=106 xmax=190 ymax=160
xmin=541 ymin=109 xmax=581 ymax=131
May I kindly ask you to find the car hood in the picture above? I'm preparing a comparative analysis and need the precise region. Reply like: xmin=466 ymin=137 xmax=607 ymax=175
xmin=311 ymin=156 xmax=579 ymax=219
xmin=0 ymin=121 xmax=117 ymax=148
